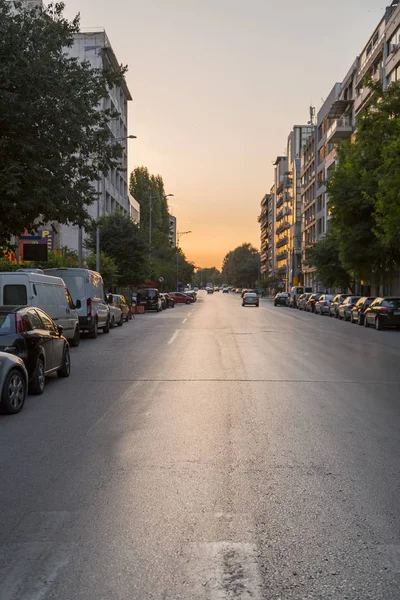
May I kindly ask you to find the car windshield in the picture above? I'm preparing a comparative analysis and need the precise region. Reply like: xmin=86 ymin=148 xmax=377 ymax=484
xmin=245 ymin=293 xmax=257 ymax=298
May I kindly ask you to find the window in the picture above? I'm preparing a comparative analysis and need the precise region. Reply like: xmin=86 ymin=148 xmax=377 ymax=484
xmin=65 ymin=288 xmax=74 ymax=309
xmin=36 ymin=309 xmax=57 ymax=333
xmin=25 ymin=309 xmax=45 ymax=331
xmin=3 ymin=284 xmax=28 ymax=305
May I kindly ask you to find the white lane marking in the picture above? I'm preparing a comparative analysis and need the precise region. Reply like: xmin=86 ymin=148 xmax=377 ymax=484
xmin=168 ymin=329 xmax=180 ymax=345
xmin=182 ymin=318 xmax=187 ymax=324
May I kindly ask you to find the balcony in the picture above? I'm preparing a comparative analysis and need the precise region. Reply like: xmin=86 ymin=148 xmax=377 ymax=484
xmin=326 ymin=117 xmax=353 ymax=143
xmin=276 ymin=235 xmax=288 ymax=248
xmin=276 ymin=196 xmax=284 ymax=209
xmin=276 ymin=221 xmax=290 ymax=236
xmin=276 ymin=250 xmax=288 ymax=262
xmin=357 ymin=33 xmax=384 ymax=83
xmin=276 ymin=206 xmax=292 ymax=222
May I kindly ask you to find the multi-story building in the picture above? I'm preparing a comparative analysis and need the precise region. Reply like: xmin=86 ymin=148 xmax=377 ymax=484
xmin=286 ymin=126 xmax=314 ymax=287
xmin=274 ymin=156 xmax=289 ymax=289
xmin=259 ymin=194 xmax=269 ymax=280
xmin=129 ymin=195 xmax=140 ymax=225
xmin=385 ymin=1 xmax=400 ymax=87
xmin=300 ymin=128 xmax=317 ymax=289
xmin=259 ymin=188 xmax=275 ymax=283
xmin=57 ymin=29 xmax=134 ymax=254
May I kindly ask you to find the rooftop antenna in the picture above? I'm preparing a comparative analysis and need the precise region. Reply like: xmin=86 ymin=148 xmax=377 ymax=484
xmin=308 ymin=106 xmax=315 ymax=126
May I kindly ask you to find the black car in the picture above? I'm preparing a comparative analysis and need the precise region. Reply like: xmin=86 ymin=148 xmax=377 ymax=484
xmin=350 ymin=297 xmax=375 ymax=325
xmin=329 ymin=294 xmax=350 ymax=318
xmin=136 ymin=288 xmax=162 ymax=312
xmin=162 ymin=293 xmax=175 ymax=308
xmin=0 ymin=306 xmax=70 ymax=395
xmin=274 ymin=292 xmax=289 ymax=306
xmin=364 ymin=297 xmax=400 ymax=330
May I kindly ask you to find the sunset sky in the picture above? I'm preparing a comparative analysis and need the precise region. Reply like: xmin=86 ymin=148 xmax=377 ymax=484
xmin=65 ymin=0 xmax=386 ymax=269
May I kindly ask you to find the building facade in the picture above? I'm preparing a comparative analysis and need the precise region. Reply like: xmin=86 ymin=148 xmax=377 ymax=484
xmin=300 ymin=128 xmax=317 ymax=289
xmin=274 ymin=156 xmax=289 ymax=289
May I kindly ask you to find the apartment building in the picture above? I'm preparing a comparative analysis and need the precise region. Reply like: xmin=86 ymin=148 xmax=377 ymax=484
xmin=300 ymin=128 xmax=317 ymax=289
xmin=56 ymin=29 xmax=134 ymax=254
xmin=274 ymin=156 xmax=289 ymax=289
xmin=259 ymin=187 xmax=275 ymax=282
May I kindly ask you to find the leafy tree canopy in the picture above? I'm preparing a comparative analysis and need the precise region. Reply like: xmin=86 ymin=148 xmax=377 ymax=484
xmin=0 ymin=0 xmax=127 ymax=247
xmin=222 ymin=243 xmax=260 ymax=287
xmin=306 ymin=230 xmax=352 ymax=292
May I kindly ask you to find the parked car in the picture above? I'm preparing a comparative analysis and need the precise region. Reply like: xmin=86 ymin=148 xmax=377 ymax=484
xmin=206 ymin=288 xmax=214 ymax=294
xmin=305 ymin=293 xmax=323 ymax=313
xmin=350 ymin=297 xmax=375 ymax=325
xmin=183 ymin=290 xmax=197 ymax=302
xmin=274 ymin=292 xmax=289 ymax=306
xmin=106 ymin=294 xmax=123 ymax=327
xmin=315 ymin=294 xmax=335 ymax=315
xmin=329 ymin=294 xmax=350 ymax=318
xmin=297 ymin=293 xmax=313 ymax=311
xmin=223 ymin=288 xmax=229 ymax=293
xmin=289 ymin=286 xmax=313 ymax=308
xmin=242 ymin=292 xmax=259 ymax=307
xmin=364 ymin=297 xmax=400 ymax=330
xmin=44 ymin=268 xmax=109 ymax=338
xmin=169 ymin=292 xmax=195 ymax=304
xmin=0 ymin=306 xmax=70 ymax=395
xmin=0 ymin=352 xmax=28 ymax=415
xmin=0 ymin=270 xmax=80 ymax=347
xmin=111 ymin=295 xmax=129 ymax=322
xmin=338 ymin=296 xmax=361 ymax=321
xmin=137 ymin=288 xmax=162 ymax=312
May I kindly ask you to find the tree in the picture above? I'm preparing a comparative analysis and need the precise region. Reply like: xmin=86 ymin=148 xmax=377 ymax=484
xmin=327 ymin=80 xmax=400 ymax=290
xmin=194 ymin=267 xmax=222 ymax=287
xmin=221 ymin=243 xmax=260 ymax=287
xmin=87 ymin=253 xmax=119 ymax=290
xmin=0 ymin=0 xmax=127 ymax=247
xmin=85 ymin=213 xmax=149 ymax=286
xmin=306 ymin=230 xmax=352 ymax=291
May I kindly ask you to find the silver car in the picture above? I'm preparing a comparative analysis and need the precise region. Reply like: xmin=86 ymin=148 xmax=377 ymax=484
xmin=0 ymin=352 xmax=28 ymax=415
xmin=315 ymin=294 xmax=335 ymax=315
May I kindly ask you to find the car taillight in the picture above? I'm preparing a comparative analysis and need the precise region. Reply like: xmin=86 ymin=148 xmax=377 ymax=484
xmin=15 ymin=313 xmax=27 ymax=333
xmin=87 ymin=297 xmax=92 ymax=317
xmin=379 ymin=307 xmax=388 ymax=314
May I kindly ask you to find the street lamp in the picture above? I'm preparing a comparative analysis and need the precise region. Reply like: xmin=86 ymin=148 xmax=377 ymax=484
xmin=95 ymin=135 xmax=137 ymax=272
xmin=176 ymin=230 xmax=192 ymax=291
xmin=149 ymin=193 xmax=174 ymax=259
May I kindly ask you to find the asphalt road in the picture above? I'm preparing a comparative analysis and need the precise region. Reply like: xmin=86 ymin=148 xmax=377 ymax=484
xmin=1 ymin=291 xmax=400 ymax=600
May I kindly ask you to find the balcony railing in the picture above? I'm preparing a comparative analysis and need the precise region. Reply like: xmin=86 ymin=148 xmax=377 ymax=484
xmin=326 ymin=117 xmax=353 ymax=143
xmin=276 ymin=235 xmax=288 ymax=248
xmin=276 ymin=206 xmax=292 ymax=222
xmin=276 ymin=196 xmax=284 ymax=209
xmin=276 ymin=250 xmax=288 ymax=262
xmin=276 ymin=221 xmax=290 ymax=236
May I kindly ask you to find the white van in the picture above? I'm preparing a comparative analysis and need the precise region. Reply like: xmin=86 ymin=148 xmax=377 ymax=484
xmin=44 ymin=268 xmax=109 ymax=338
xmin=289 ymin=285 xmax=313 ymax=308
xmin=0 ymin=271 xmax=80 ymax=346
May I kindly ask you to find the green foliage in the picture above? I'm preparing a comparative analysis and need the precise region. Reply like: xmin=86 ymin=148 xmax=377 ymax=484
xmin=194 ymin=267 xmax=222 ymax=286
xmin=129 ymin=166 xmax=170 ymax=246
xmin=221 ymin=243 xmax=260 ymax=287
xmin=85 ymin=213 xmax=149 ymax=286
xmin=0 ymin=0 xmax=127 ymax=247
xmin=326 ymin=80 xmax=400 ymax=288
xmin=86 ymin=252 xmax=119 ymax=290
xmin=306 ymin=231 xmax=352 ymax=291
xmin=0 ymin=257 xmax=19 ymax=272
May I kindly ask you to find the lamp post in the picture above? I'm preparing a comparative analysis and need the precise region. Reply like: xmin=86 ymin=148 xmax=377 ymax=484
xmin=176 ymin=230 xmax=192 ymax=291
xmin=149 ymin=193 xmax=174 ymax=260
xmin=95 ymin=135 xmax=137 ymax=272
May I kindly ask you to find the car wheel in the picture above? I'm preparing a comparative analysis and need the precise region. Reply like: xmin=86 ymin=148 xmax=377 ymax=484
xmin=57 ymin=346 xmax=71 ymax=378
xmin=117 ymin=317 xmax=123 ymax=327
xmin=364 ymin=316 xmax=369 ymax=328
xmin=274 ymin=303 xmax=277 ymax=306
xmin=103 ymin=318 xmax=110 ymax=334
xmin=358 ymin=314 xmax=362 ymax=326
xmin=70 ymin=326 xmax=80 ymax=347
xmin=88 ymin=319 xmax=98 ymax=339
xmin=335 ymin=311 xmax=339 ymax=318
xmin=186 ymin=300 xmax=191 ymax=305
xmin=30 ymin=357 xmax=45 ymax=395
xmin=0 ymin=368 xmax=26 ymax=414
xmin=110 ymin=317 xmax=115 ymax=329
xmin=375 ymin=317 xmax=382 ymax=331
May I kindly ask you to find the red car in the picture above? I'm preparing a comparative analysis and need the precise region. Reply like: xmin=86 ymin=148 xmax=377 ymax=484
xmin=169 ymin=292 xmax=195 ymax=305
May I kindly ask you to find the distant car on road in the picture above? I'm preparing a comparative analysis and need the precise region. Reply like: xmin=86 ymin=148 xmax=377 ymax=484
xmin=350 ymin=297 xmax=375 ymax=325
xmin=242 ymin=293 xmax=259 ymax=307
xmin=338 ymin=296 xmax=361 ymax=321
xmin=169 ymin=292 xmax=195 ymax=304
xmin=160 ymin=293 xmax=175 ymax=308
xmin=289 ymin=286 xmax=313 ymax=308
xmin=137 ymin=288 xmax=162 ymax=312
xmin=274 ymin=292 xmax=289 ymax=306
xmin=0 ymin=306 xmax=70 ymax=395
xmin=223 ymin=288 xmax=229 ymax=293
xmin=329 ymin=294 xmax=350 ymax=318
xmin=206 ymin=287 xmax=214 ymax=294
xmin=305 ymin=293 xmax=322 ymax=313
xmin=0 ymin=352 xmax=28 ymax=415
xmin=111 ymin=294 xmax=129 ymax=322
xmin=364 ymin=297 xmax=400 ymax=330
xmin=183 ymin=290 xmax=197 ymax=302
xmin=297 ymin=293 xmax=313 ymax=310
xmin=106 ymin=294 xmax=123 ymax=327
xmin=315 ymin=294 xmax=335 ymax=315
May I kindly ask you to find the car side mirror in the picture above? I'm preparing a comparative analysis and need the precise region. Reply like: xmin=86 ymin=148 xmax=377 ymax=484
xmin=57 ymin=325 xmax=64 ymax=336
xmin=75 ymin=299 xmax=81 ymax=309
